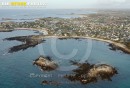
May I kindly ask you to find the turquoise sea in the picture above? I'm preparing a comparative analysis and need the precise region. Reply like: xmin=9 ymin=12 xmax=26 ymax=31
xmin=0 ymin=30 xmax=130 ymax=88
xmin=0 ymin=9 xmax=130 ymax=88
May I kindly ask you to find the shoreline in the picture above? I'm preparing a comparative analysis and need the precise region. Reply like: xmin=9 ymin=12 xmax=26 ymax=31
xmin=43 ymin=36 xmax=130 ymax=54
xmin=0 ymin=28 xmax=41 ymax=32
xmin=1 ymin=28 xmax=130 ymax=54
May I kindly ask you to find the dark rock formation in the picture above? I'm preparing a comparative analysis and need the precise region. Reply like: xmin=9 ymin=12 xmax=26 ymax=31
xmin=65 ymin=61 xmax=118 ymax=84
xmin=58 ymin=37 xmax=81 ymax=40
xmin=0 ymin=30 xmax=13 ymax=32
xmin=4 ymin=35 xmax=45 ymax=53
xmin=109 ymin=43 xmax=130 ymax=54
xmin=42 ymin=80 xmax=60 ymax=86
xmin=109 ymin=43 xmax=117 ymax=51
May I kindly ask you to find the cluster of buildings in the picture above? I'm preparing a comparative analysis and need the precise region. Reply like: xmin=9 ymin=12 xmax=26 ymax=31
xmin=0 ymin=12 xmax=130 ymax=47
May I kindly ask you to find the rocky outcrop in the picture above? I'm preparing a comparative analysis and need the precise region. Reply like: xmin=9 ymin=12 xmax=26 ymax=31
xmin=109 ymin=43 xmax=130 ymax=54
xmin=0 ymin=30 xmax=13 ymax=32
xmin=33 ymin=56 xmax=58 ymax=71
xmin=4 ymin=35 xmax=45 ymax=53
xmin=65 ymin=62 xmax=118 ymax=84
xmin=42 ymin=80 xmax=60 ymax=86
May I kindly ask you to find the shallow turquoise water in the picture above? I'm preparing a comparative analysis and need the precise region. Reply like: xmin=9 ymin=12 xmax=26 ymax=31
xmin=0 ymin=30 xmax=130 ymax=88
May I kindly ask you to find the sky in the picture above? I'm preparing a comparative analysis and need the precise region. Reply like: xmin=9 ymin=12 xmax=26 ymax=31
xmin=0 ymin=0 xmax=130 ymax=9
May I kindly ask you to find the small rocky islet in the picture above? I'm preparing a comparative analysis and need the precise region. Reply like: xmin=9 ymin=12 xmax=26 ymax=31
xmin=33 ymin=56 xmax=118 ymax=85
xmin=33 ymin=56 xmax=58 ymax=71
xmin=65 ymin=61 xmax=118 ymax=84
xmin=42 ymin=80 xmax=61 ymax=86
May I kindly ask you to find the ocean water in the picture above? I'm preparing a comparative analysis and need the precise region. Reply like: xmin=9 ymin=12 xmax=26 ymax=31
xmin=0 ymin=30 xmax=130 ymax=88
xmin=0 ymin=9 xmax=96 ymax=22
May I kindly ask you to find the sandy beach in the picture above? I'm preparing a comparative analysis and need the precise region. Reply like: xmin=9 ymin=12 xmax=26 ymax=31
xmin=1 ymin=28 xmax=130 ymax=54
xmin=43 ymin=36 xmax=130 ymax=54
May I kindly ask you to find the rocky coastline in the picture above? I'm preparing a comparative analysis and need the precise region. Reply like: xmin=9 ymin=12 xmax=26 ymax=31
xmin=4 ymin=35 xmax=45 ymax=53
xmin=3 ymin=35 xmax=130 ymax=54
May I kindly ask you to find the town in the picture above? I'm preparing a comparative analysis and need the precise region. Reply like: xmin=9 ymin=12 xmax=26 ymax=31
xmin=0 ymin=10 xmax=130 ymax=49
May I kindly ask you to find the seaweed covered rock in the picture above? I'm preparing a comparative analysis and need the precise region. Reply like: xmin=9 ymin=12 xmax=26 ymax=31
xmin=65 ymin=62 xmax=118 ymax=84
xmin=4 ymin=35 xmax=45 ymax=53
